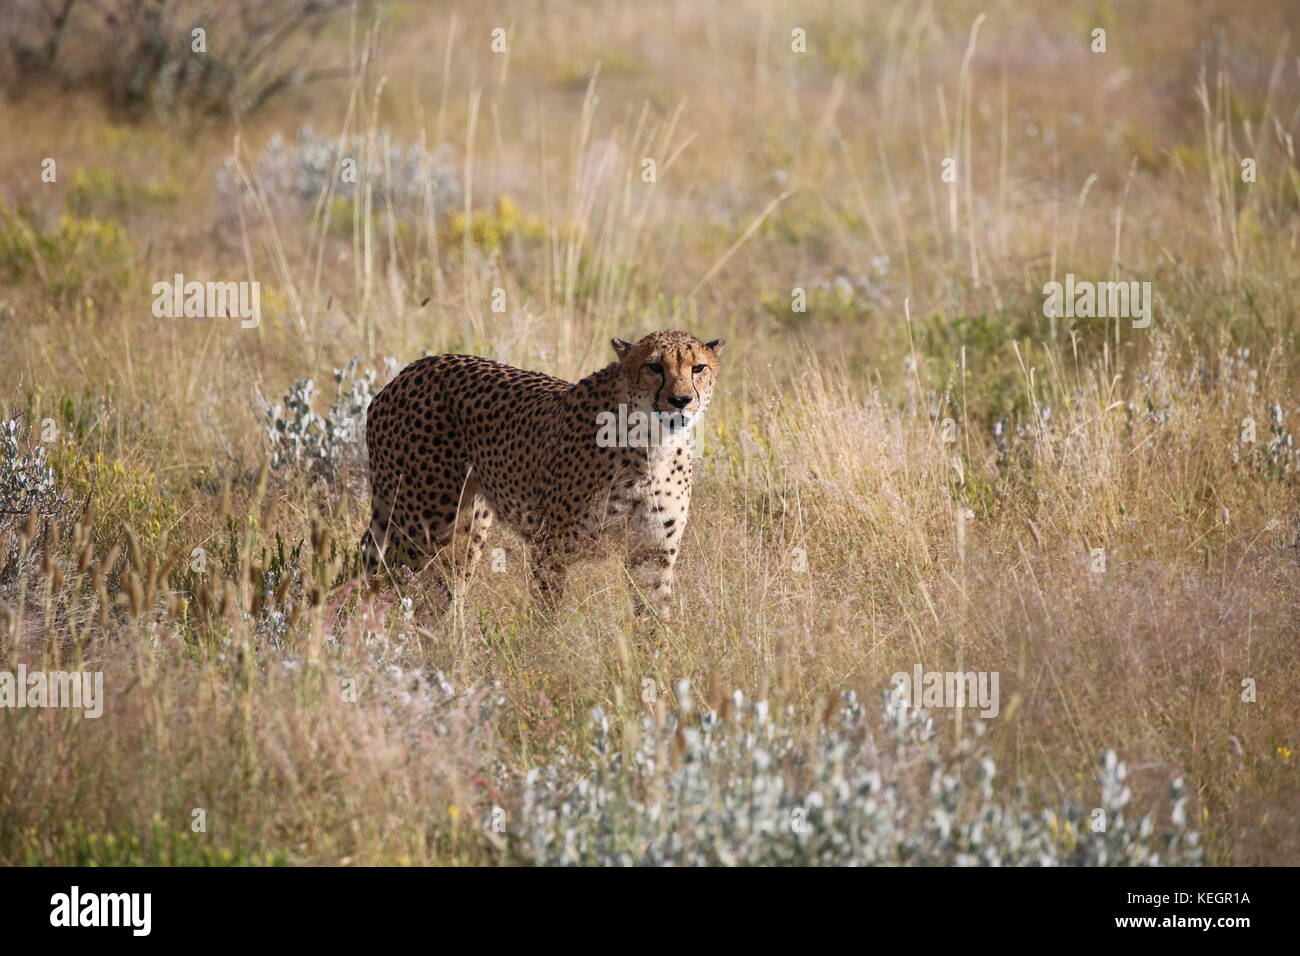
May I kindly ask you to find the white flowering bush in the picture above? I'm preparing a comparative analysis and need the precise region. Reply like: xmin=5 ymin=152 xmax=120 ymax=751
xmin=1262 ymin=402 xmax=1297 ymax=479
xmin=218 ymin=125 xmax=460 ymax=220
xmin=263 ymin=357 xmax=395 ymax=480
xmin=508 ymin=683 xmax=1202 ymax=866
xmin=1 ymin=414 xmax=66 ymax=527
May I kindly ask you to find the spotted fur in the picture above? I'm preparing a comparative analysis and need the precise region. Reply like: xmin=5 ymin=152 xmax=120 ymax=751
xmin=361 ymin=330 xmax=724 ymax=617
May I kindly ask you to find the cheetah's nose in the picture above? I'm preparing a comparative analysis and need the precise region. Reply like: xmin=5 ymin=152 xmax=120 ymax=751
xmin=668 ymin=395 xmax=692 ymax=409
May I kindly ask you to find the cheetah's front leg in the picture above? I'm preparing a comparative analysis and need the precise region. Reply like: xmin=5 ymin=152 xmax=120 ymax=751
xmin=625 ymin=543 xmax=679 ymax=620
xmin=625 ymin=491 xmax=688 ymax=620
xmin=529 ymin=536 xmax=574 ymax=617
xmin=627 ymin=448 xmax=693 ymax=619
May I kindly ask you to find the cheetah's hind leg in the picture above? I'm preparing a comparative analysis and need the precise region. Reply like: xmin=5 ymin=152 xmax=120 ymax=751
xmin=359 ymin=489 xmax=408 ymax=585
xmin=403 ymin=475 xmax=495 ymax=617
xmin=361 ymin=458 xmax=495 ymax=616
xmin=438 ymin=476 xmax=494 ymax=605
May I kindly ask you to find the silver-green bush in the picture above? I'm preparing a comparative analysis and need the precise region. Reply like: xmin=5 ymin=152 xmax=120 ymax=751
xmin=1 ymin=413 xmax=66 ymax=529
xmin=509 ymin=683 xmax=1203 ymax=866
xmin=262 ymin=357 xmax=394 ymax=480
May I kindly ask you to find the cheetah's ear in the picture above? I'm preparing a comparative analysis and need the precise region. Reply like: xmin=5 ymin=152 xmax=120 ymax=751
xmin=705 ymin=338 xmax=726 ymax=354
xmin=611 ymin=338 xmax=634 ymax=360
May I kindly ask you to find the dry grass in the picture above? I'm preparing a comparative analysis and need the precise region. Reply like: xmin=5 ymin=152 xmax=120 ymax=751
xmin=0 ymin=0 xmax=1297 ymax=864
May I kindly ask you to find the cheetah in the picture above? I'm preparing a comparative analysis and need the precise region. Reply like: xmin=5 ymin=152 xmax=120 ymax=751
xmin=360 ymin=330 xmax=724 ymax=618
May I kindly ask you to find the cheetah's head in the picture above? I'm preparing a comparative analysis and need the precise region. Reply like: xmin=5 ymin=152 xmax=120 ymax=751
xmin=611 ymin=330 xmax=725 ymax=432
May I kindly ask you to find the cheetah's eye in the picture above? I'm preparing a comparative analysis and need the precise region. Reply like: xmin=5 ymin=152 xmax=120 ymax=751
xmin=692 ymin=364 xmax=707 ymax=374
xmin=646 ymin=363 xmax=664 ymax=375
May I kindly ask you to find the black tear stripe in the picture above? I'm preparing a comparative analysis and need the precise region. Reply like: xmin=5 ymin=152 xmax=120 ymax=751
xmin=678 ymin=347 xmax=694 ymax=408
xmin=653 ymin=359 xmax=667 ymax=410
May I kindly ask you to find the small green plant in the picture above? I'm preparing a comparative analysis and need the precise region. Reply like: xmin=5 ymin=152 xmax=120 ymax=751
xmin=447 ymin=195 xmax=546 ymax=253
xmin=0 ymin=206 xmax=134 ymax=302
xmin=52 ymin=449 xmax=176 ymax=541
xmin=21 ymin=820 xmax=287 ymax=866
xmin=761 ymin=262 xmax=893 ymax=329
xmin=67 ymin=168 xmax=180 ymax=215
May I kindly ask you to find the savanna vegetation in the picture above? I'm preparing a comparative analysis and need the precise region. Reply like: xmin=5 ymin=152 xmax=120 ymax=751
xmin=0 ymin=0 xmax=1296 ymax=865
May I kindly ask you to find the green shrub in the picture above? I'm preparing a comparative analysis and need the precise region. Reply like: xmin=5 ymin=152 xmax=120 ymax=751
xmin=0 ymin=206 xmax=134 ymax=302
xmin=20 ymin=820 xmax=286 ymax=866
xmin=67 ymin=168 xmax=180 ymax=215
